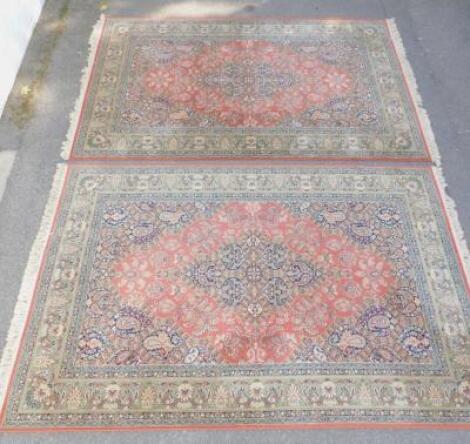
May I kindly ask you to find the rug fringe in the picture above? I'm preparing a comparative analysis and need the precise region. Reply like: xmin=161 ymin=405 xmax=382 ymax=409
xmin=60 ymin=14 xmax=105 ymax=160
xmin=0 ymin=164 xmax=68 ymax=411
xmin=387 ymin=18 xmax=469 ymax=282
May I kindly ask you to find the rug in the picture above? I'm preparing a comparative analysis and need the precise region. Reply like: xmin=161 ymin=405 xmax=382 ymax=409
xmin=63 ymin=18 xmax=431 ymax=160
xmin=1 ymin=165 xmax=468 ymax=430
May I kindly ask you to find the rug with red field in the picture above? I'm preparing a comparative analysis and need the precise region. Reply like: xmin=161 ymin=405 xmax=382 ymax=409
xmin=66 ymin=18 xmax=430 ymax=160
xmin=1 ymin=166 xmax=469 ymax=429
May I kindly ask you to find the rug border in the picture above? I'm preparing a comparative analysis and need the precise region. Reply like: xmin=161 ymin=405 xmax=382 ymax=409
xmin=0 ymin=163 xmax=69 ymax=423
xmin=0 ymin=163 xmax=469 ymax=432
xmin=62 ymin=14 xmax=432 ymax=162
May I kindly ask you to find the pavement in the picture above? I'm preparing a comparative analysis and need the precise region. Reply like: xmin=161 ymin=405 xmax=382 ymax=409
xmin=0 ymin=0 xmax=469 ymax=442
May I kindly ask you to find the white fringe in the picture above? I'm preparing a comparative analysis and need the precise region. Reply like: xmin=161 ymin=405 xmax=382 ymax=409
xmin=60 ymin=14 xmax=105 ymax=160
xmin=0 ymin=164 xmax=68 ymax=410
xmin=387 ymin=18 xmax=469 ymax=282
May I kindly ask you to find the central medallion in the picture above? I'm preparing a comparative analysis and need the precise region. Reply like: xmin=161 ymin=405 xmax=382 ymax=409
xmin=187 ymin=233 xmax=322 ymax=316
xmin=203 ymin=60 xmax=296 ymax=101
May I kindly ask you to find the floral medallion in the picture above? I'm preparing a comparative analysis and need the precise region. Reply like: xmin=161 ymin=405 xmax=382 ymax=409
xmin=2 ymin=166 xmax=469 ymax=428
xmin=69 ymin=19 xmax=428 ymax=159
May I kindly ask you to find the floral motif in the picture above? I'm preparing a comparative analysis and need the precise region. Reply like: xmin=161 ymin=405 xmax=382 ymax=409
xmin=113 ymin=255 xmax=155 ymax=295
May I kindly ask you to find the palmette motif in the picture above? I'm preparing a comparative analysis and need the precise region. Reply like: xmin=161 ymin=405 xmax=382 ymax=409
xmin=3 ymin=167 xmax=469 ymax=427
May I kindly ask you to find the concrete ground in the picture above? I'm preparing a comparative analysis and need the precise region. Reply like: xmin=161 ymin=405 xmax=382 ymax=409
xmin=0 ymin=0 xmax=469 ymax=442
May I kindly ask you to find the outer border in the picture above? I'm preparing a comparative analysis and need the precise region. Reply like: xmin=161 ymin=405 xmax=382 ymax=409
xmin=61 ymin=15 xmax=433 ymax=162
xmin=0 ymin=163 xmax=469 ymax=432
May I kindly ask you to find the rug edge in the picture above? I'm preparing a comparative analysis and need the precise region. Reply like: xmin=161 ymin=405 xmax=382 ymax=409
xmin=60 ymin=14 xmax=105 ymax=160
xmin=0 ymin=164 xmax=68 ymax=416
